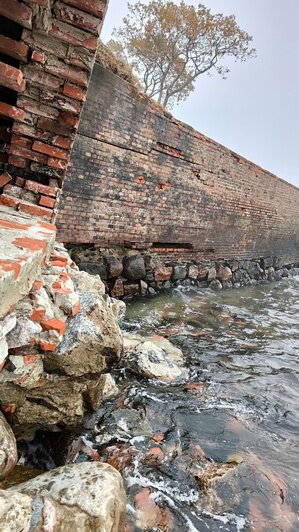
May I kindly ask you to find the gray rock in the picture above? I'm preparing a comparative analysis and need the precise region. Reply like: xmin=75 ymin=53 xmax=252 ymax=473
xmin=188 ymin=264 xmax=198 ymax=280
xmin=45 ymin=292 xmax=123 ymax=376
xmin=247 ymin=262 xmax=265 ymax=280
xmin=105 ymin=255 xmax=123 ymax=278
xmin=172 ymin=265 xmax=187 ymax=281
xmin=207 ymin=267 xmax=217 ymax=281
xmin=0 ymin=412 xmax=17 ymax=481
xmin=123 ymin=255 xmax=146 ymax=281
xmin=6 ymin=317 xmax=42 ymax=349
xmin=6 ymin=462 xmax=126 ymax=532
xmin=71 ymin=270 xmax=105 ymax=295
xmin=265 ymin=267 xmax=275 ymax=281
xmin=222 ymin=280 xmax=233 ymax=289
xmin=216 ymin=265 xmax=232 ymax=282
xmin=0 ymin=489 xmax=32 ymax=531
xmin=209 ymin=280 xmax=223 ymax=291
xmin=128 ymin=340 xmax=186 ymax=383
xmin=78 ymin=261 xmax=108 ymax=280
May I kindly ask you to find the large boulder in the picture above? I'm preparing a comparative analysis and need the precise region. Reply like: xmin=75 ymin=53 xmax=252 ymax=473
xmin=0 ymin=412 xmax=17 ymax=481
xmin=127 ymin=339 xmax=187 ymax=383
xmin=4 ymin=462 xmax=126 ymax=532
xmin=44 ymin=292 xmax=123 ymax=376
xmin=123 ymin=255 xmax=146 ymax=281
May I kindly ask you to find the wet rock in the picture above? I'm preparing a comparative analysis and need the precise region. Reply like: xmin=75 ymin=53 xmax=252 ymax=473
xmin=172 ymin=265 xmax=187 ymax=281
xmin=134 ymin=488 xmax=174 ymax=531
xmin=105 ymin=255 xmax=123 ymax=278
xmin=103 ymin=444 xmax=137 ymax=471
xmin=265 ymin=267 xmax=275 ymax=281
xmin=140 ymin=280 xmax=148 ymax=295
xmin=216 ymin=265 xmax=232 ymax=282
xmin=154 ymin=267 xmax=173 ymax=281
xmin=188 ymin=264 xmax=199 ymax=280
xmin=197 ymin=280 xmax=209 ymax=288
xmin=247 ymin=262 xmax=265 ymax=280
xmin=262 ymin=257 xmax=274 ymax=268
xmin=0 ymin=412 xmax=17 ymax=481
xmin=6 ymin=462 xmax=126 ymax=532
xmin=207 ymin=266 xmax=217 ymax=281
xmin=232 ymin=269 xmax=251 ymax=286
xmin=71 ymin=270 xmax=105 ymax=295
xmin=128 ymin=340 xmax=186 ymax=382
xmin=111 ymin=278 xmax=124 ymax=298
xmin=145 ymin=446 xmax=164 ymax=466
xmin=109 ymin=298 xmax=126 ymax=322
xmin=44 ymin=292 xmax=123 ymax=376
xmin=222 ymin=280 xmax=233 ymax=289
xmin=209 ymin=279 xmax=223 ymax=291
xmin=124 ymin=282 xmax=140 ymax=296
xmin=197 ymin=266 xmax=209 ymax=281
xmin=123 ymin=255 xmax=146 ymax=281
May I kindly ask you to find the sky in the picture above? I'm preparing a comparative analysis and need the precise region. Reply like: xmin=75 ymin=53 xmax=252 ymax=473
xmin=102 ymin=0 xmax=299 ymax=187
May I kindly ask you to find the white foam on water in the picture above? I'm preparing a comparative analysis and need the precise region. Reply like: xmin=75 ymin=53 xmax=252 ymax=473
xmin=201 ymin=511 xmax=249 ymax=531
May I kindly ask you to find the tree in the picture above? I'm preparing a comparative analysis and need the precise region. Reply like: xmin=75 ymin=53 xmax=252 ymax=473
xmin=109 ymin=0 xmax=256 ymax=109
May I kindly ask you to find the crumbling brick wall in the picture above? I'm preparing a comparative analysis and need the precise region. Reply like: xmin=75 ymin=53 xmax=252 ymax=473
xmin=0 ymin=0 xmax=108 ymax=221
xmin=57 ymin=65 xmax=299 ymax=263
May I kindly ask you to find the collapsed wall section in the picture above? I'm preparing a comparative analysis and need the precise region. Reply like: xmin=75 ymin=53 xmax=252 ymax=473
xmin=0 ymin=0 xmax=108 ymax=221
xmin=57 ymin=65 xmax=299 ymax=264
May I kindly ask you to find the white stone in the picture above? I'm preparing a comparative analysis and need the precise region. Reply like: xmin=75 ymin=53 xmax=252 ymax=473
xmin=0 ymin=338 xmax=8 ymax=365
xmin=128 ymin=340 xmax=187 ymax=383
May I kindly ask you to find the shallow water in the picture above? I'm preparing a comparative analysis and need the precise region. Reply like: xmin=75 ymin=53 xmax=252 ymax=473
xmin=112 ymin=279 xmax=299 ymax=531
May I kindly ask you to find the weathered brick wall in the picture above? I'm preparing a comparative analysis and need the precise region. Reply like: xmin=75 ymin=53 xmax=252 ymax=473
xmin=0 ymin=0 xmax=108 ymax=221
xmin=57 ymin=65 xmax=299 ymax=263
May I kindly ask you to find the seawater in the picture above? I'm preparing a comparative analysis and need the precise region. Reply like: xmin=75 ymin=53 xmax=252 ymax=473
xmin=111 ymin=278 xmax=299 ymax=530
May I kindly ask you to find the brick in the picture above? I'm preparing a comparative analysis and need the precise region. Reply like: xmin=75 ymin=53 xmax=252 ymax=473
xmin=54 ymin=1 xmax=100 ymax=35
xmin=11 ymin=134 xmax=31 ymax=149
xmin=37 ymin=117 xmax=74 ymax=136
xmin=59 ymin=112 xmax=80 ymax=128
xmin=22 ymin=65 xmax=62 ymax=90
xmin=0 ymin=172 xmax=12 ymax=188
xmin=39 ymin=195 xmax=56 ymax=208
xmin=63 ymin=0 xmax=105 ymax=17
xmin=0 ymin=35 xmax=28 ymax=62
xmin=17 ymin=97 xmax=59 ymax=120
xmin=30 ymin=307 xmax=46 ymax=322
xmin=0 ymin=260 xmax=21 ymax=280
xmin=0 ymin=62 xmax=24 ymax=92
xmin=48 ymin=157 xmax=67 ymax=170
xmin=25 ymin=180 xmax=57 ymax=198
xmin=52 ymin=136 xmax=72 ymax=149
xmin=0 ymin=0 xmax=32 ymax=29
xmin=50 ymin=255 xmax=68 ymax=267
xmin=8 ymin=155 xmax=26 ymax=168
xmin=0 ymin=194 xmax=18 ymax=208
xmin=15 ymin=176 xmax=25 ymax=187
xmin=31 ymin=50 xmax=45 ymax=64
xmin=32 ymin=141 xmax=69 ymax=160
xmin=45 ymin=59 xmax=89 ymax=87
xmin=12 ymin=122 xmax=51 ymax=142
xmin=40 ymin=319 xmax=67 ymax=335
xmin=49 ymin=20 xmax=98 ymax=51
xmin=39 ymin=90 xmax=81 ymax=114
xmin=18 ymin=202 xmax=52 ymax=220
xmin=8 ymin=145 xmax=47 ymax=164
xmin=0 ymin=102 xmax=24 ymax=122
xmin=31 ymin=280 xmax=43 ymax=291
xmin=71 ymin=300 xmax=81 ymax=316
xmin=63 ymin=83 xmax=85 ymax=102
xmin=39 ymin=340 xmax=58 ymax=352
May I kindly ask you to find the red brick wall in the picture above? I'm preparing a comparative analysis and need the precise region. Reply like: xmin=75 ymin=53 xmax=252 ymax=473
xmin=57 ymin=65 xmax=299 ymax=263
xmin=0 ymin=0 xmax=108 ymax=221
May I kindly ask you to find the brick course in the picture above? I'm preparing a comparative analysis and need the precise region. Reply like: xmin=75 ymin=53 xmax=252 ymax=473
xmin=57 ymin=65 xmax=299 ymax=264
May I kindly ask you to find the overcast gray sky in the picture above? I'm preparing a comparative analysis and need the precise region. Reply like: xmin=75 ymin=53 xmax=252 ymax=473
xmin=102 ymin=0 xmax=299 ymax=187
